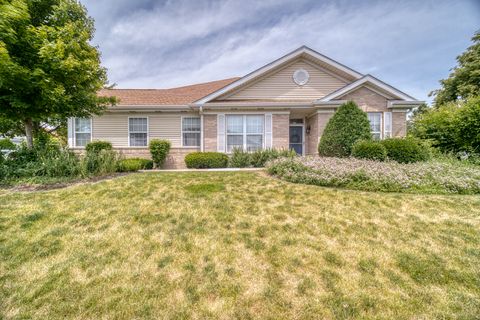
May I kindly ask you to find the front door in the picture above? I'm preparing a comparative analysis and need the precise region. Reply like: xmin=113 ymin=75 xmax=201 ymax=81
xmin=289 ymin=126 xmax=303 ymax=155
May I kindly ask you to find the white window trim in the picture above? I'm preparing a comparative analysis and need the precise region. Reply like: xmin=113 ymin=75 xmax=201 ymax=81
xmin=73 ymin=118 xmax=92 ymax=148
xmin=181 ymin=116 xmax=201 ymax=148
xmin=367 ymin=112 xmax=383 ymax=140
xmin=226 ymin=114 xmax=265 ymax=153
xmin=128 ymin=116 xmax=149 ymax=148
xmin=384 ymin=112 xmax=392 ymax=139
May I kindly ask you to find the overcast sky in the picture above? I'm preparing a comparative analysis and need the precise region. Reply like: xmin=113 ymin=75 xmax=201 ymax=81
xmin=82 ymin=0 xmax=479 ymax=103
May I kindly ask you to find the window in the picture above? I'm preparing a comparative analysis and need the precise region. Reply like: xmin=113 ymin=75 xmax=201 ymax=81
xmin=226 ymin=115 xmax=264 ymax=152
xmin=182 ymin=117 xmax=201 ymax=147
xmin=367 ymin=113 xmax=382 ymax=140
xmin=74 ymin=118 xmax=91 ymax=147
xmin=128 ymin=117 xmax=148 ymax=147
xmin=384 ymin=112 xmax=392 ymax=138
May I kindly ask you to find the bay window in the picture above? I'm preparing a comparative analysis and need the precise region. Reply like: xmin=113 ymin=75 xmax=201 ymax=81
xmin=74 ymin=118 xmax=91 ymax=147
xmin=367 ymin=112 xmax=382 ymax=140
xmin=226 ymin=115 xmax=264 ymax=152
xmin=128 ymin=117 xmax=148 ymax=147
xmin=182 ymin=117 xmax=201 ymax=147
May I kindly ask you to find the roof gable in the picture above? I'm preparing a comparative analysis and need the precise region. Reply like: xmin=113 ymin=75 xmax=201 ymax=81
xmin=194 ymin=46 xmax=363 ymax=104
xmin=317 ymin=75 xmax=417 ymax=102
xmin=219 ymin=59 xmax=348 ymax=101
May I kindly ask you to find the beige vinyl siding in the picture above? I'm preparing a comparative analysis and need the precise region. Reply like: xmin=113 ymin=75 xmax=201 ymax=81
xmin=148 ymin=114 xmax=182 ymax=147
xmin=92 ymin=112 xmax=189 ymax=148
xmin=92 ymin=114 xmax=128 ymax=147
xmin=223 ymin=60 xmax=347 ymax=101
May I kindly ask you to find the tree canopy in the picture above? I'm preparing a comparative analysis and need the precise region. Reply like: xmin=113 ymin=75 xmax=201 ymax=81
xmin=430 ymin=31 xmax=480 ymax=106
xmin=0 ymin=0 xmax=115 ymax=146
xmin=411 ymin=96 xmax=480 ymax=153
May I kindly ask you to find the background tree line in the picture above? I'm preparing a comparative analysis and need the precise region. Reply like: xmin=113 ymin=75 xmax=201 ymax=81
xmin=410 ymin=31 xmax=480 ymax=156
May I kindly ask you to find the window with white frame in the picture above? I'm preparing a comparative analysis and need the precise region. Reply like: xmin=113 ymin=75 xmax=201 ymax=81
xmin=367 ymin=113 xmax=382 ymax=140
xmin=128 ymin=117 xmax=148 ymax=146
xmin=182 ymin=117 xmax=201 ymax=147
xmin=226 ymin=115 xmax=264 ymax=152
xmin=384 ymin=112 xmax=392 ymax=138
xmin=74 ymin=118 xmax=91 ymax=147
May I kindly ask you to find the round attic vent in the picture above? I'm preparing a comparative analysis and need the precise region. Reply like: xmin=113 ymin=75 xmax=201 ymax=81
xmin=293 ymin=69 xmax=309 ymax=86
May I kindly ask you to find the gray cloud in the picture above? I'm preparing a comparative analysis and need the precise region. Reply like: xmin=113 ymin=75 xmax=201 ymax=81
xmin=82 ymin=0 xmax=480 ymax=102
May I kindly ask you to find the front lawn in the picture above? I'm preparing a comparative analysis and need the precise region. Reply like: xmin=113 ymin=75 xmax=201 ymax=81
xmin=1 ymin=172 xmax=479 ymax=319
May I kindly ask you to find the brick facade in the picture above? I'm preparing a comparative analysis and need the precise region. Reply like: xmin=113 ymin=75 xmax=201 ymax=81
xmin=305 ymin=114 xmax=318 ymax=155
xmin=203 ymin=115 xmax=217 ymax=152
xmin=272 ymin=114 xmax=290 ymax=149
xmin=113 ymin=147 xmax=197 ymax=169
xmin=339 ymin=87 xmax=389 ymax=112
xmin=392 ymin=112 xmax=407 ymax=137
xmin=337 ymin=87 xmax=407 ymax=138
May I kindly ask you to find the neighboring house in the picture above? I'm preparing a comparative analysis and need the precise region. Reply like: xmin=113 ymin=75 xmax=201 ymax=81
xmin=67 ymin=46 xmax=423 ymax=168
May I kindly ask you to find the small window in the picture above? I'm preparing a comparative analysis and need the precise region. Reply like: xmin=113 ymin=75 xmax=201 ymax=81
xmin=129 ymin=117 xmax=148 ymax=147
xmin=367 ymin=113 xmax=382 ymax=140
xmin=74 ymin=118 xmax=91 ymax=147
xmin=182 ymin=117 xmax=200 ymax=147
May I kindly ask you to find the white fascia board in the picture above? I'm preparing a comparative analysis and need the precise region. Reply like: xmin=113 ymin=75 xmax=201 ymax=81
xmin=314 ymin=100 xmax=348 ymax=105
xmin=194 ymin=46 xmax=363 ymax=104
xmin=387 ymin=100 xmax=424 ymax=110
xmin=200 ymin=101 xmax=314 ymax=108
xmin=107 ymin=105 xmax=192 ymax=112
xmin=317 ymin=75 xmax=416 ymax=102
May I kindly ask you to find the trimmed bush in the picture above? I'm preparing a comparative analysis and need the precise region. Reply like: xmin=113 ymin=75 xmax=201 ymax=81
xmin=352 ymin=140 xmax=387 ymax=161
xmin=229 ymin=148 xmax=251 ymax=168
xmin=0 ymin=138 xmax=16 ymax=150
xmin=149 ymin=139 xmax=171 ymax=168
xmin=318 ymin=101 xmax=372 ymax=157
xmin=381 ymin=138 xmax=430 ymax=163
xmin=185 ymin=152 xmax=228 ymax=169
xmin=85 ymin=141 xmax=112 ymax=154
xmin=117 ymin=158 xmax=153 ymax=172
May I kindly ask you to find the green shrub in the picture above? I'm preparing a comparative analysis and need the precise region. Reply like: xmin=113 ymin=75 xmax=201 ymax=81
xmin=352 ymin=140 xmax=387 ymax=161
xmin=149 ymin=139 xmax=171 ymax=168
xmin=381 ymin=138 xmax=430 ymax=163
xmin=85 ymin=141 xmax=112 ymax=154
xmin=0 ymin=138 xmax=16 ymax=150
xmin=185 ymin=152 xmax=228 ymax=169
xmin=249 ymin=148 xmax=297 ymax=167
xmin=318 ymin=101 xmax=372 ymax=157
xmin=410 ymin=96 xmax=480 ymax=153
xmin=229 ymin=148 xmax=252 ymax=168
xmin=117 ymin=158 xmax=153 ymax=172
xmin=82 ymin=150 xmax=119 ymax=175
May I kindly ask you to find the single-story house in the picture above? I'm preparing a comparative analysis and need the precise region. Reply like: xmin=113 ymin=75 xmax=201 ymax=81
xmin=67 ymin=46 xmax=423 ymax=168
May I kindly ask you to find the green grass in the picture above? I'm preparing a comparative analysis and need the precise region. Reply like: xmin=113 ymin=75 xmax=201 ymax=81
xmin=1 ymin=172 xmax=479 ymax=319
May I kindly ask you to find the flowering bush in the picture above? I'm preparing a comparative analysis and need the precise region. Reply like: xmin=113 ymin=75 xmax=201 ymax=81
xmin=266 ymin=156 xmax=480 ymax=194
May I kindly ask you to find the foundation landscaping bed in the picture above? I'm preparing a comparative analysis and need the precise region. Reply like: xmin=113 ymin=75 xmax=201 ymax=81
xmin=266 ymin=156 xmax=480 ymax=194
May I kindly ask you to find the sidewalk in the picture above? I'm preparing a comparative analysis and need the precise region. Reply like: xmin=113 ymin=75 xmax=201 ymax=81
xmin=139 ymin=168 xmax=264 ymax=172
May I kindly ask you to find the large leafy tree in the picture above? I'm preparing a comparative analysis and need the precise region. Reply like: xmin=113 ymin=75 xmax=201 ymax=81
xmin=318 ymin=101 xmax=372 ymax=157
xmin=411 ymin=96 xmax=480 ymax=153
xmin=430 ymin=31 xmax=480 ymax=106
xmin=0 ymin=0 xmax=115 ymax=147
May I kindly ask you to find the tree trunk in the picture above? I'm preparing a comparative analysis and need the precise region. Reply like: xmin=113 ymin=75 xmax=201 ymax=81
xmin=24 ymin=118 xmax=34 ymax=148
